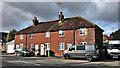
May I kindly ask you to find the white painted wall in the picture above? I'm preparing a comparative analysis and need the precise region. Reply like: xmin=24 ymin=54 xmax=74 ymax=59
xmin=6 ymin=40 xmax=15 ymax=53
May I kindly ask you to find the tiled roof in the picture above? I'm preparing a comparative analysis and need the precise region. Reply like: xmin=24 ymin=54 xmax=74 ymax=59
xmin=16 ymin=16 xmax=102 ymax=34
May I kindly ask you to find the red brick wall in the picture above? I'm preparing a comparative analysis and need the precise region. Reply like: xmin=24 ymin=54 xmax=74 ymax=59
xmin=75 ymin=28 xmax=95 ymax=45
xmin=14 ymin=34 xmax=27 ymax=48
xmin=15 ymin=28 xmax=101 ymax=56
xmin=15 ymin=30 xmax=74 ymax=56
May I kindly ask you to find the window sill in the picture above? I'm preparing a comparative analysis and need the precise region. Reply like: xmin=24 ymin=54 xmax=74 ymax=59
xmin=59 ymin=49 xmax=64 ymax=50
xmin=30 ymin=38 xmax=33 ymax=39
xmin=59 ymin=36 xmax=64 ymax=38
xmin=45 ymin=37 xmax=50 ymax=38
xmin=80 ymin=34 xmax=87 ymax=36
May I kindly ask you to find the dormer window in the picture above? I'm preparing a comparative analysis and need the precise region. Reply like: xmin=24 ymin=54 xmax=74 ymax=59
xmin=80 ymin=28 xmax=87 ymax=35
xmin=45 ymin=32 xmax=50 ymax=38
xmin=30 ymin=34 xmax=34 ymax=39
xmin=59 ymin=30 xmax=64 ymax=37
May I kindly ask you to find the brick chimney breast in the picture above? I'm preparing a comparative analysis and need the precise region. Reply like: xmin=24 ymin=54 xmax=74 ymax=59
xmin=59 ymin=12 xmax=64 ymax=23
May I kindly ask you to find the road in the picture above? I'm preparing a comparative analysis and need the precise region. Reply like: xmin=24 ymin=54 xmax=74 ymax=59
xmin=1 ymin=54 xmax=120 ymax=68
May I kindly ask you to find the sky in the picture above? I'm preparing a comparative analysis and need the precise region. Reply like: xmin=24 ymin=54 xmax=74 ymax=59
xmin=0 ymin=0 xmax=119 ymax=36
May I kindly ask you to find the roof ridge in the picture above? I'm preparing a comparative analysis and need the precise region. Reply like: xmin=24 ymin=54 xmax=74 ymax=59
xmin=16 ymin=16 xmax=102 ymax=34
xmin=40 ymin=16 xmax=82 ymax=23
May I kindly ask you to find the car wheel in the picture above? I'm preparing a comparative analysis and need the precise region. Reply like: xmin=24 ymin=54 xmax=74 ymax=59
xmin=64 ymin=54 xmax=70 ymax=59
xmin=15 ymin=52 xmax=17 ymax=56
xmin=86 ymin=55 xmax=93 ymax=62
xmin=23 ymin=53 xmax=26 ymax=57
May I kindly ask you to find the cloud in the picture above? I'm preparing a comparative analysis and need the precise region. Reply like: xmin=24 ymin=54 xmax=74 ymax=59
xmin=4 ymin=2 xmax=58 ymax=20
xmin=1 ymin=2 xmax=119 ymax=35
xmin=5 ymin=2 xmax=118 ymax=22
xmin=2 ymin=3 xmax=33 ymax=31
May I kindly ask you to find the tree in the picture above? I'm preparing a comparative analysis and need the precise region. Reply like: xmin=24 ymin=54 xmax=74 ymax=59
xmin=6 ymin=29 xmax=17 ymax=42
xmin=110 ymin=29 xmax=120 ymax=40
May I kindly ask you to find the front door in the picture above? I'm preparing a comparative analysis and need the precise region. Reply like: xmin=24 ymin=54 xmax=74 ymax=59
xmin=35 ymin=44 xmax=38 ymax=55
xmin=40 ymin=44 xmax=45 ymax=55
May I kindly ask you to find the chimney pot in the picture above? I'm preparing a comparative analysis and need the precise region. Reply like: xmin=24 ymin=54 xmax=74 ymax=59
xmin=59 ymin=12 xmax=64 ymax=22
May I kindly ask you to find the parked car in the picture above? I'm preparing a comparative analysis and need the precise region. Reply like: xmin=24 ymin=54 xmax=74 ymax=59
xmin=63 ymin=45 xmax=99 ymax=62
xmin=15 ymin=48 xmax=35 ymax=57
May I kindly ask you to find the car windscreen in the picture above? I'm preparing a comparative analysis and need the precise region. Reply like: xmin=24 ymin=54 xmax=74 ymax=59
xmin=108 ymin=44 xmax=120 ymax=49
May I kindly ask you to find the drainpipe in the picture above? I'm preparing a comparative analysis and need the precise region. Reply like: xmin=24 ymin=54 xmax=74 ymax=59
xmin=26 ymin=34 xmax=27 ymax=48
xmin=73 ymin=29 xmax=75 ymax=45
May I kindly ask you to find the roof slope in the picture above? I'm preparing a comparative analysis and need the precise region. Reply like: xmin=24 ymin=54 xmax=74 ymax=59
xmin=16 ymin=16 xmax=102 ymax=34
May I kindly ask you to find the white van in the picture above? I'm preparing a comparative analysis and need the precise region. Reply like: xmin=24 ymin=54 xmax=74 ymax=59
xmin=107 ymin=40 xmax=120 ymax=58
xmin=63 ymin=45 xmax=99 ymax=62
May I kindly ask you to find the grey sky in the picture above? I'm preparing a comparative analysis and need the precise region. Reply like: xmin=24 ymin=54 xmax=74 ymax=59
xmin=1 ymin=1 xmax=119 ymax=35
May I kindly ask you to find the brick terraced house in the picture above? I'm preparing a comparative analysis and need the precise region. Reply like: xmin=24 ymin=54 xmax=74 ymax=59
xmin=14 ymin=12 xmax=104 ymax=56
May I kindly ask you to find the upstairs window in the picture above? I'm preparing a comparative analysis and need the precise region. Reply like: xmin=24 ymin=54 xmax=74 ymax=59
xmin=59 ymin=30 xmax=64 ymax=37
xmin=58 ymin=43 xmax=65 ymax=50
xmin=45 ymin=32 xmax=50 ymax=38
xmin=80 ymin=28 xmax=87 ymax=35
xmin=20 ymin=34 xmax=23 ymax=39
xmin=30 ymin=34 xmax=34 ymax=39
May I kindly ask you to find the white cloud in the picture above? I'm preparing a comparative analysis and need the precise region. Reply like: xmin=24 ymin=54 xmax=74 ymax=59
xmin=1 ymin=2 xmax=119 ymax=36
xmin=2 ymin=0 xmax=120 ymax=2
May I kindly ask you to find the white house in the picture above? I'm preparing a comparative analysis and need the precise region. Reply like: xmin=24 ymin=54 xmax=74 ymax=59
xmin=6 ymin=40 xmax=15 ymax=53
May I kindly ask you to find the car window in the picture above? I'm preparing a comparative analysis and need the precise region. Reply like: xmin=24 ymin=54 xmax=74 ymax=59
xmin=69 ymin=46 xmax=75 ymax=51
xmin=85 ymin=45 xmax=95 ymax=51
xmin=77 ymin=46 xmax=85 ymax=50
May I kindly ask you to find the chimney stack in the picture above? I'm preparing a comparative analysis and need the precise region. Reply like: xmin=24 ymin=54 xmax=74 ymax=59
xmin=59 ymin=12 xmax=64 ymax=22
xmin=32 ymin=16 xmax=39 ymax=26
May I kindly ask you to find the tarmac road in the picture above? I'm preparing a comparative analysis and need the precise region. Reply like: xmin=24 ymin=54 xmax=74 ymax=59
xmin=1 ymin=54 xmax=120 ymax=68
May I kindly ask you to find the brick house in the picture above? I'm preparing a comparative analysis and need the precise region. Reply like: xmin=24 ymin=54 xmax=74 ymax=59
xmin=14 ymin=13 xmax=104 ymax=56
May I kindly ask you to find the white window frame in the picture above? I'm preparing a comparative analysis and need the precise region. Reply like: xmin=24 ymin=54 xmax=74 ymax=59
xmin=80 ymin=28 xmax=87 ymax=35
xmin=59 ymin=30 xmax=64 ymax=37
xmin=30 ymin=34 xmax=34 ymax=39
xmin=80 ymin=42 xmax=87 ymax=46
xmin=59 ymin=43 xmax=65 ymax=50
xmin=30 ymin=44 xmax=34 ymax=49
xmin=45 ymin=43 xmax=50 ymax=50
xmin=20 ymin=34 xmax=23 ymax=39
xmin=19 ymin=44 xmax=23 ymax=48
xmin=45 ymin=32 xmax=50 ymax=38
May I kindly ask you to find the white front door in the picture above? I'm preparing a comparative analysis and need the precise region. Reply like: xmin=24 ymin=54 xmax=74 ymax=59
xmin=40 ymin=44 xmax=45 ymax=55
xmin=35 ymin=44 xmax=38 ymax=55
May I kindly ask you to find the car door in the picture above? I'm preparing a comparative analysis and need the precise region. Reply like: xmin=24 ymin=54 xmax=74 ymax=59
xmin=67 ymin=45 xmax=77 ymax=58
xmin=76 ymin=46 xmax=86 ymax=58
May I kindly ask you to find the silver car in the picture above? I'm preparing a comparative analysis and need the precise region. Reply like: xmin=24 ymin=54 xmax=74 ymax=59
xmin=63 ymin=45 xmax=99 ymax=62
